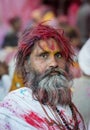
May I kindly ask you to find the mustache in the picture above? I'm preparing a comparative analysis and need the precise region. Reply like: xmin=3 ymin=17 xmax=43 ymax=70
xmin=38 ymin=67 xmax=69 ymax=82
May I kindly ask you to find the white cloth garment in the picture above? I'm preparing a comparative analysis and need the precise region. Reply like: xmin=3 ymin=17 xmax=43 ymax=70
xmin=0 ymin=87 xmax=85 ymax=130
xmin=0 ymin=74 xmax=11 ymax=101
xmin=78 ymin=38 xmax=90 ymax=75
xmin=72 ymin=75 xmax=90 ymax=129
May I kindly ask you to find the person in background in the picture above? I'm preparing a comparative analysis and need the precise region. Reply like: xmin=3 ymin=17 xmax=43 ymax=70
xmin=0 ymin=23 xmax=86 ymax=130
xmin=76 ymin=0 xmax=90 ymax=46
xmin=72 ymin=38 xmax=90 ymax=129
xmin=30 ymin=0 xmax=59 ymax=27
xmin=0 ymin=19 xmax=9 ymax=48
xmin=0 ymin=61 xmax=11 ymax=101
xmin=2 ymin=16 xmax=22 ymax=48
xmin=0 ymin=17 xmax=23 ymax=92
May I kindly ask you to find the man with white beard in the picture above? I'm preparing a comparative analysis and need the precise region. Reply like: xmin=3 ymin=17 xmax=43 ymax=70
xmin=0 ymin=23 xmax=86 ymax=130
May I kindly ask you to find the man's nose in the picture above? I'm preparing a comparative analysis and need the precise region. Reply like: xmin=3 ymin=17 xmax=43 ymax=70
xmin=49 ymin=57 xmax=58 ymax=68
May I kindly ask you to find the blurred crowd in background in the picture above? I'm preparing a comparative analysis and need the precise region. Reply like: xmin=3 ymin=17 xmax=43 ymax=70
xmin=0 ymin=0 xmax=90 ymax=128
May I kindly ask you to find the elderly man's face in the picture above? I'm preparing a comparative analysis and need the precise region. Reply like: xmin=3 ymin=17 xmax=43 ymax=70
xmin=29 ymin=38 xmax=66 ymax=74
xmin=26 ymin=38 xmax=71 ymax=106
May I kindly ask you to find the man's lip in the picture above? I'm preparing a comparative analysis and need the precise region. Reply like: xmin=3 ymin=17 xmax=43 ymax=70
xmin=50 ymin=71 xmax=59 ymax=75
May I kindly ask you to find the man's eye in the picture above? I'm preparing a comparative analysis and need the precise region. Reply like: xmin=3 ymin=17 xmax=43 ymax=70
xmin=39 ymin=53 xmax=48 ymax=58
xmin=55 ymin=53 xmax=62 ymax=58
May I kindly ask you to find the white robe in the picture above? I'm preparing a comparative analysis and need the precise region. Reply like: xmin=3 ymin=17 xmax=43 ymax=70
xmin=0 ymin=87 xmax=85 ymax=130
xmin=0 ymin=74 xmax=11 ymax=101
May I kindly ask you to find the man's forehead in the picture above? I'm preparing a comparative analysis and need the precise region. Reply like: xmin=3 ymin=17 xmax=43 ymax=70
xmin=37 ymin=39 xmax=60 ymax=51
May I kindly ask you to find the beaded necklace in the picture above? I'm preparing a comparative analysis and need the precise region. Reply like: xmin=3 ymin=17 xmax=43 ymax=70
xmin=56 ymin=105 xmax=79 ymax=130
xmin=39 ymin=101 xmax=80 ymax=130
xmin=37 ymin=96 xmax=85 ymax=130
xmin=37 ymin=94 xmax=86 ymax=130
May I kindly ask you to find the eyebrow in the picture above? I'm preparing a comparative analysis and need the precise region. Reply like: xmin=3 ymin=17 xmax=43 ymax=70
xmin=38 ymin=50 xmax=61 ymax=55
xmin=38 ymin=51 xmax=49 ymax=55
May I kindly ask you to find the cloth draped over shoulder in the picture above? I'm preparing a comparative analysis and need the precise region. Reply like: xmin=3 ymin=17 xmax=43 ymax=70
xmin=0 ymin=87 xmax=85 ymax=130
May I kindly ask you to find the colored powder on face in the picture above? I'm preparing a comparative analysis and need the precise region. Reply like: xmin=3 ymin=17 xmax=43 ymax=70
xmin=49 ymin=41 xmax=55 ymax=50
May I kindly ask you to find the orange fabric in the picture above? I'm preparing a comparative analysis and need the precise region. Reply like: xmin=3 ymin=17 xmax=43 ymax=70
xmin=72 ymin=61 xmax=80 ymax=68
xmin=10 ymin=72 xmax=24 ymax=91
